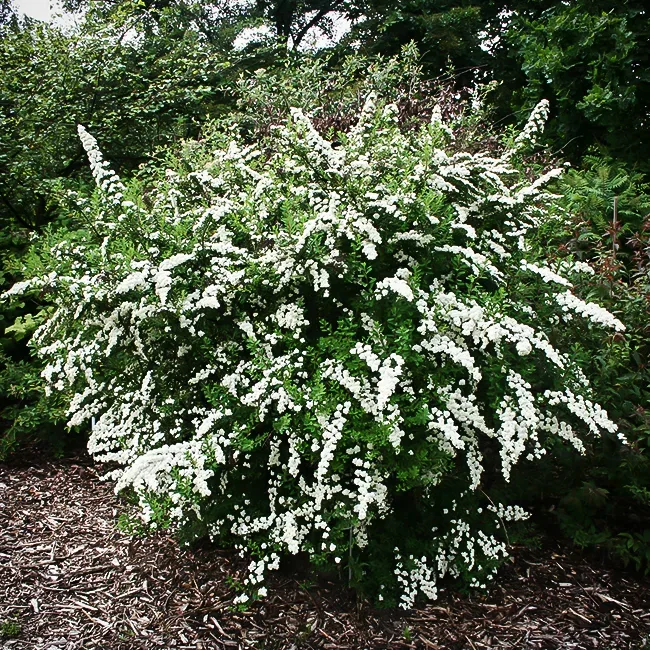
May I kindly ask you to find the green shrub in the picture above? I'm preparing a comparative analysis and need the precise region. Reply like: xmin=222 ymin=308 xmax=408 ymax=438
xmin=4 ymin=94 xmax=626 ymax=607
xmin=0 ymin=228 xmax=69 ymax=461
xmin=0 ymin=3 xmax=236 ymax=461
xmin=537 ymin=155 xmax=650 ymax=573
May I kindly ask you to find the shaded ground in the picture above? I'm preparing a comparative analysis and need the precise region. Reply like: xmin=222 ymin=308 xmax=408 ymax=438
xmin=1 ymin=459 xmax=649 ymax=650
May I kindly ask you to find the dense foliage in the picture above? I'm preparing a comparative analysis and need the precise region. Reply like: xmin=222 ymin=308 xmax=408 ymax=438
xmin=1 ymin=0 xmax=649 ymax=600
xmin=0 ymin=1 xmax=239 ymax=457
xmin=500 ymin=0 xmax=650 ymax=168
xmin=5 ymin=95 xmax=630 ymax=604
xmin=547 ymin=158 xmax=650 ymax=572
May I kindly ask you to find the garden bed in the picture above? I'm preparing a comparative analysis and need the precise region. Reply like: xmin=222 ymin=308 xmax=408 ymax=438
xmin=1 ymin=458 xmax=649 ymax=649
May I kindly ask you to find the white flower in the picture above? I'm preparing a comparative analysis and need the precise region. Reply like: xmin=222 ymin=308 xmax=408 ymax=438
xmin=15 ymin=88 xmax=621 ymax=609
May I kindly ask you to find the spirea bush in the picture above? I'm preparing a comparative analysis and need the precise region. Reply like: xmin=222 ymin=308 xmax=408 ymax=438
xmin=4 ymin=96 xmax=626 ymax=608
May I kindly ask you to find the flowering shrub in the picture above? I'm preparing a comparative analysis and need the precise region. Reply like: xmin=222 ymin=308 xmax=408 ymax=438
xmin=4 ymin=96 xmax=626 ymax=607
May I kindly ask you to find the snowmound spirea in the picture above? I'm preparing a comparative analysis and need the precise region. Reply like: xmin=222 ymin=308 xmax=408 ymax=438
xmin=7 ymin=96 xmax=625 ymax=608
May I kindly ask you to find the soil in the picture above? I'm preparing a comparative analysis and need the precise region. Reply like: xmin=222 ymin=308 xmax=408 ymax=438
xmin=1 ymin=458 xmax=649 ymax=649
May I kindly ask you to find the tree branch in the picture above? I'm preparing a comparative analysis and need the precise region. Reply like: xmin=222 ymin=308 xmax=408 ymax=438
xmin=291 ymin=0 xmax=345 ymax=50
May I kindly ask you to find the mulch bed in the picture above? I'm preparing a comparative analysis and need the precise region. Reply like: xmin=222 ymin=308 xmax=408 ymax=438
xmin=1 ymin=458 xmax=649 ymax=650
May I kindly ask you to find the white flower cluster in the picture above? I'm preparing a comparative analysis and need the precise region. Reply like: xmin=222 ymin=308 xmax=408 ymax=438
xmin=555 ymin=259 xmax=596 ymax=276
xmin=394 ymin=551 xmax=438 ymax=609
xmin=512 ymin=99 xmax=550 ymax=151
xmin=488 ymin=503 xmax=530 ymax=522
xmin=6 ymin=92 xmax=625 ymax=607
xmin=555 ymin=290 xmax=625 ymax=332
xmin=77 ymin=126 xmax=126 ymax=204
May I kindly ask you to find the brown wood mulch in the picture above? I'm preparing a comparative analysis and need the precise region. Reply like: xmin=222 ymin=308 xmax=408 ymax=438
xmin=1 ymin=459 xmax=649 ymax=650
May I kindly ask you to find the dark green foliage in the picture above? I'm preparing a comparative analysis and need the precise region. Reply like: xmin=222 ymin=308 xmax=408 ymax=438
xmin=0 ymin=222 xmax=64 ymax=459
xmin=533 ymin=156 xmax=650 ymax=574
xmin=0 ymin=3 xmax=241 ymax=459
xmin=495 ymin=1 xmax=650 ymax=168
xmin=347 ymin=0 xmax=488 ymax=76
xmin=0 ymin=351 xmax=69 ymax=460
xmin=0 ymin=7 xmax=235 ymax=232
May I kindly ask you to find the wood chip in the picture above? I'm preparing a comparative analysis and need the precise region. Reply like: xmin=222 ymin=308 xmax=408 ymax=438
xmin=1 ymin=457 xmax=649 ymax=650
